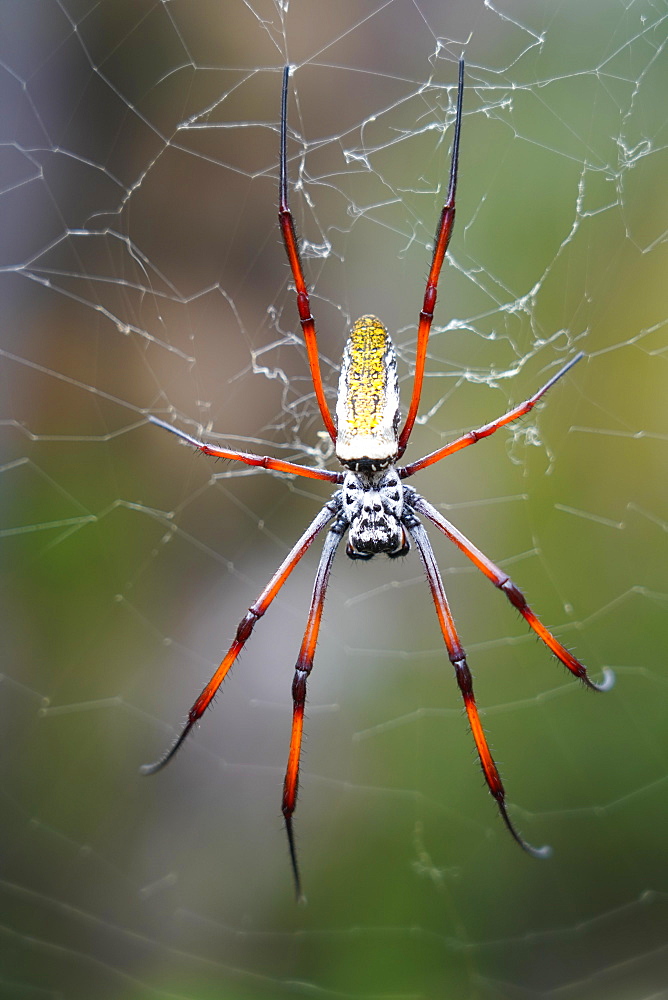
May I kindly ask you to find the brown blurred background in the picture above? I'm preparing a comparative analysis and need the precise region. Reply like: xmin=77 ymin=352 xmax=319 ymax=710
xmin=0 ymin=1 xmax=666 ymax=998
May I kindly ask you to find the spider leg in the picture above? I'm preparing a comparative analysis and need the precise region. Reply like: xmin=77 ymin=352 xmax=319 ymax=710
xmin=279 ymin=66 xmax=337 ymax=443
xmin=406 ymin=516 xmax=551 ymax=858
xmin=140 ymin=500 xmax=339 ymax=776
xmin=149 ymin=416 xmax=343 ymax=484
xmin=282 ymin=519 xmax=346 ymax=902
xmin=398 ymin=57 xmax=464 ymax=458
xmin=400 ymin=353 xmax=584 ymax=478
xmin=412 ymin=494 xmax=615 ymax=692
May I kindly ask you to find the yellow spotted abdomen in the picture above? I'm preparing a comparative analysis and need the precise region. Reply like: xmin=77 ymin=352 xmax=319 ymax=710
xmin=335 ymin=315 xmax=400 ymax=470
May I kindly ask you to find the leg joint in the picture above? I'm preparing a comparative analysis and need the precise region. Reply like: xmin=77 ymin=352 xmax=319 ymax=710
xmin=500 ymin=578 xmax=526 ymax=610
xmin=236 ymin=609 xmax=260 ymax=643
xmin=453 ymin=657 xmax=473 ymax=696
xmin=292 ymin=670 xmax=308 ymax=703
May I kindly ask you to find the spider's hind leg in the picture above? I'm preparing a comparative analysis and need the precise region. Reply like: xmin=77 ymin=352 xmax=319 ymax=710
xmin=407 ymin=516 xmax=551 ymax=859
xmin=282 ymin=518 xmax=346 ymax=901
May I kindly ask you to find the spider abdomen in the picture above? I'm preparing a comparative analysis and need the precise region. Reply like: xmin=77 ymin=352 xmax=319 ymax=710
xmin=335 ymin=315 xmax=400 ymax=471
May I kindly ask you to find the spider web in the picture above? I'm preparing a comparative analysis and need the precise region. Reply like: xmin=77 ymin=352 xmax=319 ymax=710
xmin=1 ymin=1 xmax=666 ymax=998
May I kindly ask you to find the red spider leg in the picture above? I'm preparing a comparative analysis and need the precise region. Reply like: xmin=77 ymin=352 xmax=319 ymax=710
xmin=399 ymin=352 xmax=584 ymax=479
xmin=282 ymin=522 xmax=345 ymax=901
xmin=141 ymin=501 xmax=338 ymax=776
xmin=149 ymin=416 xmax=343 ymax=484
xmin=412 ymin=495 xmax=615 ymax=692
xmin=397 ymin=57 xmax=465 ymax=458
xmin=278 ymin=66 xmax=337 ymax=443
xmin=407 ymin=517 xmax=551 ymax=858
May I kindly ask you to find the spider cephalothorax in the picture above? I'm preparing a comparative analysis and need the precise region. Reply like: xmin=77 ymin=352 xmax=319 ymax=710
xmin=341 ymin=466 xmax=407 ymax=559
xmin=144 ymin=59 xmax=613 ymax=901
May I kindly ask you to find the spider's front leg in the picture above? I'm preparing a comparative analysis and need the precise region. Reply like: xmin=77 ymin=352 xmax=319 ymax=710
xmin=398 ymin=57 xmax=465 ymax=457
xmin=400 ymin=352 xmax=586 ymax=479
xmin=148 ymin=416 xmax=342 ymax=483
xmin=278 ymin=65 xmax=337 ymax=443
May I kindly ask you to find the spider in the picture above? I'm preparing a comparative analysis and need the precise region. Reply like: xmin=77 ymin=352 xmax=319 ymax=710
xmin=143 ymin=60 xmax=614 ymax=900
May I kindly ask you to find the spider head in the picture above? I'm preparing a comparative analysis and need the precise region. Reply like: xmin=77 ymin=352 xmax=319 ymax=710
xmin=342 ymin=467 xmax=407 ymax=558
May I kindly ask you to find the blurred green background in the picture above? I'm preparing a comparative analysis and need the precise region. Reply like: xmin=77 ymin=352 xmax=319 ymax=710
xmin=0 ymin=1 xmax=666 ymax=998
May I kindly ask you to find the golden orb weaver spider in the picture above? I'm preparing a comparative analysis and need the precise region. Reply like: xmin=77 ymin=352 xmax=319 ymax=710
xmin=143 ymin=60 xmax=614 ymax=900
